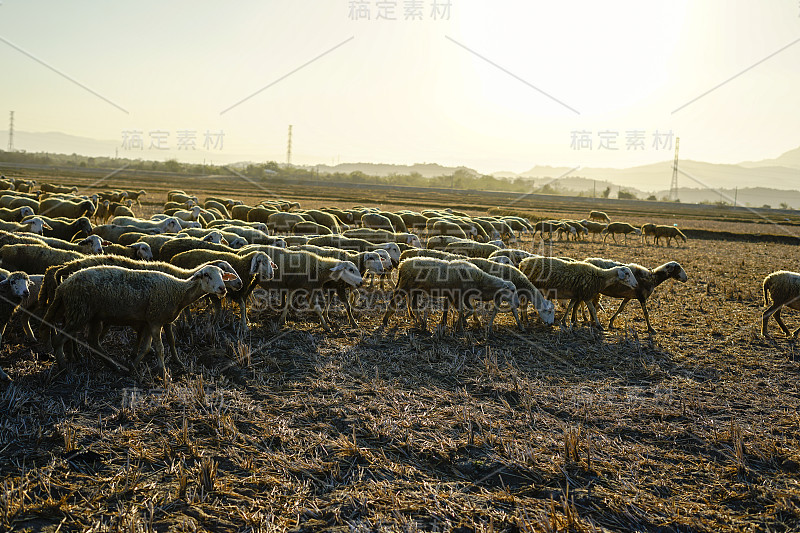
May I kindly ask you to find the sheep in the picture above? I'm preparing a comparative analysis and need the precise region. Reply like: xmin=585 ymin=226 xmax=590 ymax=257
xmin=426 ymin=218 xmax=470 ymax=240
xmin=0 ymin=244 xmax=84 ymax=275
xmin=0 ymin=217 xmax=52 ymax=235
xmin=40 ymin=183 xmax=78 ymax=194
xmin=426 ymin=235 xmax=471 ymax=250
xmin=32 ymin=234 xmax=106 ymax=255
xmin=399 ymin=249 xmax=465 ymax=262
xmin=8 ymin=197 xmax=40 ymax=211
xmin=245 ymin=206 xmax=278 ymax=224
xmin=500 ymin=216 xmax=534 ymax=239
xmin=306 ymin=235 xmax=402 ymax=266
xmin=302 ymin=209 xmax=343 ymax=233
xmin=761 ymin=271 xmax=800 ymax=338
xmin=158 ymin=237 xmax=235 ymax=263
xmin=378 ymin=211 xmax=408 ymax=233
xmin=292 ymin=245 xmax=385 ymax=327
xmin=258 ymin=249 xmax=363 ymax=332
xmin=94 ymin=200 xmax=112 ymax=224
xmin=292 ymin=221 xmax=333 ymax=235
xmin=167 ymin=191 xmax=197 ymax=204
xmin=579 ymin=219 xmax=607 ymax=241
xmin=38 ymin=198 xmax=96 ymax=219
xmin=343 ymin=228 xmax=422 ymax=248
xmin=0 ymin=206 xmax=35 ymax=222
xmin=0 ymin=272 xmax=33 ymax=381
xmin=92 ymin=224 xmax=161 ymax=242
xmin=216 ymin=225 xmax=273 ymax=245
xmin=207 ymin=219 xmax=268 ymax=232
xmin=113 ymin=204 xmax=136 ymax=218
xmin=476 ymin=218 xmax=514 ymax=242
xmin=381 ymin=257 xmax=520 ymax=333
xmin=0 ymin=229 xmax=48 ymax=248
xmin=471 ymin=218 xmax=502 ymax=241
xmin=361 ymin=213 xmax=395 ymax=232
xmin=564 ymin=220 xmax=589 ymax=241
xmin=465 ymin=257 xmax=555 ymax=327
xmin=444 ymin=241 xmax=501 ymax=258
xmin=533 ymin=221 xmax=574 ymax=241
xmin=101 ymin=242 xmax=154 ymax=261
xmin=583 ymin=258 xmax=688 ymax=333
xmin=124 ymin=189 xmax=147 ymax=206
xmin=203 ymin=200 xmax=230 ymax=218
xmin=265 ymin=212 xmax=306 ymax=233
xmin=43 ymin=265 xmax=239 ymax=373
xmin=601 ymin=222 xmax=642 ymax=244
xmin=111 ymin=216 xmax=182 ymax=234
xmin=398 ymin=212 xmax=429 ymax=233
xmin=589 ymin=210 xmax=611 ymax=223
xmin=518 ymin=256 xmax=638 ymax=329
xmin=22 ymin=215 xmax=92 ymax=241
xmin=653 ymin=225 xmax=687 ymax=246
xmin=170 ymin=250 xmax=275 ymax=330
xmin=488 ymin=248 xmax=536 ymax=266
xmin=640 ymin=223 xmax=657 ymax=244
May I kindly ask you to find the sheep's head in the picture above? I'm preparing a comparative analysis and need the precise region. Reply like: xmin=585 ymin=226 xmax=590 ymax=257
xmin=374 ymin=249 xmax=393 ymax=271
xmin=537 ymin=299 xmax=556 ymax=326
xmin=207 ymin=260 xmax=244 ymax=291
xmin=250 ymin=252 xmax=277 ymax=282
xmin=362 ymin=252 xmax=384 ymax=274
xmin=78 ymin=235 xmax=105 ymax=254
xmin=163 ymin=217 xmax=182 ymax=233
xmin=329 ymin=260 xmax=362 ymax=287
xmin=130 ymin=242 xmax=153 ymax=261
xmin=662 ymin=261 xmax=688 ymax=282
xmin=380 ymin=243 xmax=401 ymax=266
xmin=192 ymin=265 xmax=238 ymax=298
xmin=407 ymin=234 xmax=422 ymax=248
xmin=490 ymin=255 xmax=513 ymax=265
xmin=18 ymin=206 xmax=34 ymax=219
xmin=23 ymin=218 xmax=52 ymax=235
xmin=0 ymin=272 xmax=32 ymax=299
xmin=615 ymin=266 xmax=638 ymax=289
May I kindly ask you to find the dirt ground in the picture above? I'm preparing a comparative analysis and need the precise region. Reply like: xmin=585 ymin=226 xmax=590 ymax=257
xmin=1 ymin=182 xmax=799 ymax=532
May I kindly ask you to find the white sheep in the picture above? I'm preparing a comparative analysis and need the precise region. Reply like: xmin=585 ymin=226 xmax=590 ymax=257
xmin=0 ymin=217 xmax=52 ymax=235
xmin=111 ymin=216 xmax=183 ymax=234
xmin=43 ymin=264 xmax=240 ymax=374
xmin=0 ymin=244 xmax=84 ymax=275
xmin=0 ymin=271 xmax=33 ymax=381
xmin=762 ymin=271 xmax=800 ymax=338
xmin=381 ymin=257 xmax=520 ymax=333
xmin=518 ymin=256 xmax=638 ymax=329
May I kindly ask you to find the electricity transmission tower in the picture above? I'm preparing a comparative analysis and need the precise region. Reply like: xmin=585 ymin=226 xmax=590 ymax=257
xmin=669 ymin=137 xmax=680 ymax=201
xmin=7 ymin=111 xmax=14 ymax=152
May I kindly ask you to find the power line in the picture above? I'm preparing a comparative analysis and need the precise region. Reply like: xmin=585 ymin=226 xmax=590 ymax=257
xmin=7 ymin=111 xmax=14 ymax=152
xmin=669 ymin=137 xmax=680 ymax=201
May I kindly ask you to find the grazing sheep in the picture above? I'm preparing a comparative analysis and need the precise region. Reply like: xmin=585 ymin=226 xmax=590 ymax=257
xmin=579 ymin=219 xmax=607 ymax=241
xmin=101 ymin=242 xmax=154 ymax=261
xmin=381 ymin=257 xmax=520 ymax=333
xmin=44 ymin=264 xmax=239 ymax=373
xmin=589 ymin=210 xmax=611 ymax=223
xmin=564 ymin=220 xmax=589 ymax=241
xmin=444 ymin=240 xmax=501 ymax=258
xmin=601 ymin=222 xmax=642 ymax=244
xmin=111 ymin=216 xmax=183 ymax=234
xmin=32 ymin=234 xmax=106 ymax=255
xmin=466 ymin=257 xmax=555 ymax=327
xmin=170 ymin=250 xmax=275 ymax=330
xmin=426 ymin=235 xmax=471 ymax=251
xmin=92 ymin=224 xmax=161 ymax=242
xmin=0 ymin=272 xmax=33 ymax=382
xmin=301 ymin=209 xmax=343 ymax=233
xmin=761 ymin=271 xmax=800 ymax=338
xmin=533 ymin=221 xmax=575 ymax=241
xmin=38 ymin=198 xmax=96 ymax=219
xmin=518 ymin=256 xmax=638 ymax=329
xmin=158 ymin=237 xmax=235 ymax=263
xmin=488 ymin=248 xmax=536 ymax=266
xmin=98 ymin=190 xmax=129 ymax=203
xmin=361 ymin=213 xmax=395 ymax=232
xmin=653 ymin=225 xmax=687 ymax=246
xmin=343 ymin=228 xmax=422 ymax=248
xmin=291 ymin=221 xmax=333 ymax=235
xmin=40 ymin=183 xmax=79 ymax=194
xmin=216 ymin=225 xmax=273 ymax=245
xmin=0 ymin=217 xmax=52 ymax=235
xmin=22 ymin=215 xmax=92 ymax=241
xmin=640 ymin=223 xmax=657 ymax=245
xmin=306 ymin=235 xmax=402 ymax=266
xmin=583 ymin=258 xmax=688 ymax=333
xmin=124 ymin=189 xmax=147 ymax=206
xmin=259 ymin=249 xmax=363 ymax=332
xmin=0 ymin=244 xmax=84 ymax=275
xmin=0 ymin=206 xmax=35 ymax=222
xmin=113 ymin=205 xmax=136 ymax=218
xmin=266 ymin=212 xmax=307 ymax=233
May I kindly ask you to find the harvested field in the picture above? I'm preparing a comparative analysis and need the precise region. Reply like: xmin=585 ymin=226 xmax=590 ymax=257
xmin=0 ymin=176 xmax=799 ymax=532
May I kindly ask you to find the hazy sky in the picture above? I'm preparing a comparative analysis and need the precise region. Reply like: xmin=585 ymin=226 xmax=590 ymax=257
xmin=0 ymin=1 xmax=798 ymax=174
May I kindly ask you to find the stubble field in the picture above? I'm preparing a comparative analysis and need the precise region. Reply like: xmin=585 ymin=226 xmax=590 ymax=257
xmin=0 ymin=173 xmax=799 ymax=532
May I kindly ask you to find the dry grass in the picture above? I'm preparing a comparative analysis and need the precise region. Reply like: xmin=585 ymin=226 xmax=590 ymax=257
xmin=0 ymin=178 xmax=799 ymax=531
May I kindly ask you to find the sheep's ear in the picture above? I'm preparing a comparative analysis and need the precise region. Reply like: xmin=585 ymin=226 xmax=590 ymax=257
xmin=43 ymin=223 xmax=53 ymax=230
xmin=222 ymin=272 xmax=238 ymax=281
xmin=249 ymin=254 xmax=262 ymax=274
xmin=330 ymin=263 xmax=346 ymax=272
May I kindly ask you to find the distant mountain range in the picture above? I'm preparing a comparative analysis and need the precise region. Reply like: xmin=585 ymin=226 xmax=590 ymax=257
xmin=2 ymin=130 xmax=798 ymax=207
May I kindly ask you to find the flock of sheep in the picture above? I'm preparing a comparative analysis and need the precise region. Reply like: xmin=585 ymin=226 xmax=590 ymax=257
xmin=0 ymin=179 xmax=793 ymax=382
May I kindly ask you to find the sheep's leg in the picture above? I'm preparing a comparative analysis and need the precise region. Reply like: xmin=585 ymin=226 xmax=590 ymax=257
xmin=563 ymin=299 xmax=578 ymax=327
xmin=773 ymin=307 xmax=792 ymax=336
xmin=338 ymin=287 xmax=359 ymax=328
xmin=607 ymin=298 xmax=631 ymax=330
xmin=762 ymin=302 xmax=785 ymax=337
xmin=278 ymin=290 xmax=296 ymax=326
xmin=638 ymin=299 xmax=656 ymax=334
xmin=238 ymin=297 xmax=249 ymax=331
xmin=585 ymin=299 xmax=602 ymax=329
xmin=381 ymin=291 xmax=402 ymax=327
xmin=149 ymin=324 xmax=167 ymax=376
xmin=132 ymin=329 xmax=154 ymax=367
xmin=311 ymin=291 xmax=332 ymax=332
